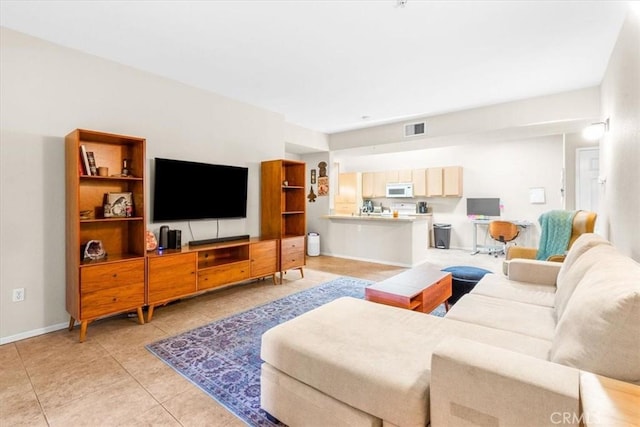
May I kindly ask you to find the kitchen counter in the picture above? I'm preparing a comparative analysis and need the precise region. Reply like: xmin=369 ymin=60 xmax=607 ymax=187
xmin=321 ymin=214 xmax=430 ymax=267
xmin=323 ymin=214 xmax=430 ymax=222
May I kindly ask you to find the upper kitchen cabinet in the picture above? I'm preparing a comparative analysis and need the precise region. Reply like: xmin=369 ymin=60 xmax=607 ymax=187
xmin=426 ymin=166 xmax=463 ymax=197
xmin=412 ymin=168 xmax=427 ymax=196
xmin=362 ymin=171 xmax=387 ymax=198
xmin=386 ymin=170 xmax=412 ymax=183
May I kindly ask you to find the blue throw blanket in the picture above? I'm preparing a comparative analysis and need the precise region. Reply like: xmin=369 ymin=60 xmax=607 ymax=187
xmin=536 ymin=210 xmax=577 ymax=260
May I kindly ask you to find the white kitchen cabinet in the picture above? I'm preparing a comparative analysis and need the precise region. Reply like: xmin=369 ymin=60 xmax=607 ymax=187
xmin=426 ymin=166 xmax=463 ymax=197
xmin=412 ymin=168 xmax=426 ymax=196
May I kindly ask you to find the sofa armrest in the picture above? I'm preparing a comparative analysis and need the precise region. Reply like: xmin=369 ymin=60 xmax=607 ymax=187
xmin=505 ymin=258 xmax=561 ymax=286
xmin=430 ymin=338 xmax=580 ymax=427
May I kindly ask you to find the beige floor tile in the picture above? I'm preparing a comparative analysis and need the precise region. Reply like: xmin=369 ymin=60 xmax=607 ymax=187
xmin=117 ymin=404 xmax=181 ymax=426
xmin=45 ymin=377 xmax=158 ymax=426
xmin=118 ymin=349 xmax=192 ymax=404
xmin=0 ymin=388 xmax=48 ymax=426
xmin=162 ymin=385 xmax=240 ymax=427
xmin=31 ymin=354 xmax=131 ymax=413
xmin=44 ymin=376 xmax=158 ymax=426
xmin=17 ymin=334 xmax=106 ymax=373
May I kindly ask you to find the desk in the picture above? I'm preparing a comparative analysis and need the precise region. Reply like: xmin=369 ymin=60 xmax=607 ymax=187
xmin=471 ymin=219 xmax=532 ymax=255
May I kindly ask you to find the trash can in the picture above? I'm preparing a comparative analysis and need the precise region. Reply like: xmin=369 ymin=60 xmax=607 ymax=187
xmin=433 ymin=224 xmax=451 ymax=249
xmin=307 ymin=232 xmax=320 ymax=256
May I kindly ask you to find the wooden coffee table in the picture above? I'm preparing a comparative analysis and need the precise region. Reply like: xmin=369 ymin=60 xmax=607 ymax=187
xmin=365 ymin=265 xmax=452 ymax=313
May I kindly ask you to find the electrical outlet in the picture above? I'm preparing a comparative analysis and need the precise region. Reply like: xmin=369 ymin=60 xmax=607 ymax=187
xmin=12 ymin=288 xmax=25 ymax=302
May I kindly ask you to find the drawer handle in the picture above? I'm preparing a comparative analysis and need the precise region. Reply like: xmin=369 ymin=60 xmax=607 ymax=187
xmin=204 ymin=254 xmax=209 ymax=258
xmin=112 ymin=297 xmax=117 ymax=302
xmin=112 ymin=274 xmax=117 ymax=278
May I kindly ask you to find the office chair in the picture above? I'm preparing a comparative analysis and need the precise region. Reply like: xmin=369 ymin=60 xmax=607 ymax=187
xmin=488 ymin=221 xmax=519 ymax=257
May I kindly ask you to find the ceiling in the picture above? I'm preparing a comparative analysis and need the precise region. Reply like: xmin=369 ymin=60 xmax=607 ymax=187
xmin=0 ymin=1 xmax=630 ymax=134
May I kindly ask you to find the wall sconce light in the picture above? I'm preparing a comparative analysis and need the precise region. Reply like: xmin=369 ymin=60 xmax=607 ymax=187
xmin=582 ymin=118 xmax=610 ymax=141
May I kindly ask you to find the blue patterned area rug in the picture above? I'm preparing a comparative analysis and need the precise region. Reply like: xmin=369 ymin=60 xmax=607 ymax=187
xmin=146 ymin=276 xmax=446 ymax=426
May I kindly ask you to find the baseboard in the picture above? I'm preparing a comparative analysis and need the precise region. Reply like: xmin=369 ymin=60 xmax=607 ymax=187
xmin=0 ymin=321 xmax=68 ymax=345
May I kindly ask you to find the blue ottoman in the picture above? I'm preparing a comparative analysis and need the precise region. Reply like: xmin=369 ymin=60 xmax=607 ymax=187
xmin=441 ymin=266 xmax=493 ymax=305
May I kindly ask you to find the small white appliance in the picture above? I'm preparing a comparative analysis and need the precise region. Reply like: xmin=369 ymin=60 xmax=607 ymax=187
xmin=386 ymin=183 xmax=414 ymax=198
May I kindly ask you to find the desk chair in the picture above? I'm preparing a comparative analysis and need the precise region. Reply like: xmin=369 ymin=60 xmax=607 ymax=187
xmin=488 ymin=221 xmax=519 ymax=257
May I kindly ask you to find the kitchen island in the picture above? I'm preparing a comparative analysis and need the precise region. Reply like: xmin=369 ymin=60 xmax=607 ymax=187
xmin=321 ymin=214 xmax=430 ymax=267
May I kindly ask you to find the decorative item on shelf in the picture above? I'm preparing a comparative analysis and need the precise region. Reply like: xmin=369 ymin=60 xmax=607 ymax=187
xmin=80 ymin=145 xmax=91 ymax=176
xmin=97 ymin=166 xmax=109 ymax=177
xmin=79 ymin=210 xmax=93 ymax=220
xmin=82 ymin=240 xmax=106 ymax=261
xmin=282 ymin=180 xmax=289 ymax=186
xmin=103 ymin=192 xmax=133 ymax=218
xmin=86 ymin=151 xmax=98 ymax=176
xmin=146 ymin=230 xmax=158 ymax=251
xmin=310 ymin=169 xmax=316 ymax=184
xmin=121 ymin=158 xmax=130 ymax=177
xmin=307 ymin=186 xmax=317 ymax=203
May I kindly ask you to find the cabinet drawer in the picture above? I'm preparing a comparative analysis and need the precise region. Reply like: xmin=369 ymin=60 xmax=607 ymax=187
xmin=281 ymin=236 xmax=305 ymax=254
xmin=148 ymin=253 xmax=197 ymax=304
xmin=281 ymin=251 xmax=304 ymax=271
xmin=80 ymin=259 xmax=145 ymax=293
xmin=81 ymin=283 xmax=145 ymax=319
xmin=198 ymin=261 xmax=250 ymax=290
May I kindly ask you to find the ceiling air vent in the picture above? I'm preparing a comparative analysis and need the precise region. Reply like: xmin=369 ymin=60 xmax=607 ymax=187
xmin=404 ymin=121 xmax=426 ymax=137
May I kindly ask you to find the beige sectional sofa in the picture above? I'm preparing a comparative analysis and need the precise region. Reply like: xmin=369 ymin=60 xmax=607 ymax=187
xmin=260 ymin=234 xmax=640 ymax=426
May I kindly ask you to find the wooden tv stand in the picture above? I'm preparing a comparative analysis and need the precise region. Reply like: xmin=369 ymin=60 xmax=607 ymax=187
xmin=146 ymin=237 xmax=279 ymax=321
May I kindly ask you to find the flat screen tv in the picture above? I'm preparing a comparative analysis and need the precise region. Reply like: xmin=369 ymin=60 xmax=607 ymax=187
xmin=153 ymin=158 xmax=248 ymax=221
xmin=466 ymin=198 xmax=501 ymax=217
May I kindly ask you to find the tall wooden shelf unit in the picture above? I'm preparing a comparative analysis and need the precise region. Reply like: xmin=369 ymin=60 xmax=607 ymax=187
xmin=65 ymin=129 xmax=146 ymax=342
xmin=261 ymin=159 xmax=306 ymax=281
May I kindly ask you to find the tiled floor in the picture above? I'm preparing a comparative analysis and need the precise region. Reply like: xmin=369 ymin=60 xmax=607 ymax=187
xmin=0 ymin=249 xmax=502 ymax=426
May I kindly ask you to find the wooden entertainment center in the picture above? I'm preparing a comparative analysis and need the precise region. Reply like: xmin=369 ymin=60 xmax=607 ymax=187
xmin=146 ymin=238 xmax=278 ymax=321
xmin=65 ymin=129 xmax=304 ymax=342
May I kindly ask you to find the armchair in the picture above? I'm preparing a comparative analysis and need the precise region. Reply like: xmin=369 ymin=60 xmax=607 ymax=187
xmin=507 ymin=210 xmax=597 ymax=262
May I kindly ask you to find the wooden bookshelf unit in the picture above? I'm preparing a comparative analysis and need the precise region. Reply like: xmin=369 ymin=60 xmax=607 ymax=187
xmin=65 ymin=129 xmax=147 ymax=342
xmin=261 ymin=159 xmax=307 ymax=281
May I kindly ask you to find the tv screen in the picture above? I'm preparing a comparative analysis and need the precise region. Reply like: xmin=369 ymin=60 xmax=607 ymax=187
xmin=466 ymin=198 xmax=501 ymax=217
xmin=153 ymin=158 xmax=248 ymax=221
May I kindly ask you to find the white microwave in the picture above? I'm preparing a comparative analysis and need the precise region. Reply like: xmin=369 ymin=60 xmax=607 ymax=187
xmin=386 ymin=183 xmax=414 ymax=198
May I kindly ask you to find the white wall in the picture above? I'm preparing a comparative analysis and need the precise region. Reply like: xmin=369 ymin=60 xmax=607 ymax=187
xmin=599 ymin=7 xmax=640 ymax=261
xmin=0 ymin=28 xmax=286 ymax=342
xmin=334 ymin=135 xmax=564 ymax=250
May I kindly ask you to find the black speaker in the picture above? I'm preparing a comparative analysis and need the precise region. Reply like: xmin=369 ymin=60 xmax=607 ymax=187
xmin=159 ymin=225 xmax=169 ymax=249
xmin=168 ymin=229 xmax=181 ymax=249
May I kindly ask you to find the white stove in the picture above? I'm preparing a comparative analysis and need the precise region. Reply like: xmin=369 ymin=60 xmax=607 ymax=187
xmin=390 ymin=202 xmax=417 ymax=215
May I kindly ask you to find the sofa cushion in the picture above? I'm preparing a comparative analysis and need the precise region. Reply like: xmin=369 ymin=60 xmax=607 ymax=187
xmin=470 ymin=273 xmax=556 ymax=307
xmin=440 ymin=317 xmax=552 ymax=359
xmin=555 ymin=244 xmax=618 ymax=321
xmin=444 ymin=294 xmax=556 ymax=341
xmin=550 ymin=251 xmax=640 ymax=383
xmin=261 ymin=297 xmax=446 ymax=427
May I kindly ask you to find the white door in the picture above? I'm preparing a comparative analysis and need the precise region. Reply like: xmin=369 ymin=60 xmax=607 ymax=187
xmin=575 ymin=147 xmax=599 ymax=212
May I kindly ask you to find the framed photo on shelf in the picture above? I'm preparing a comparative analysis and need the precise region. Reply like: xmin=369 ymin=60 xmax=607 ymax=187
xmin=103 ymin=192 xmax=133 ymax=218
